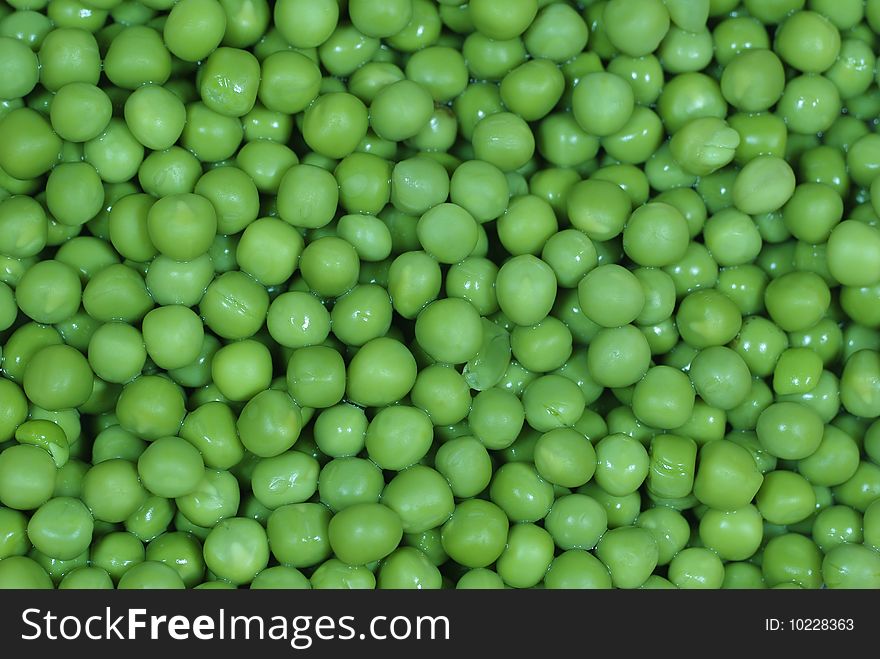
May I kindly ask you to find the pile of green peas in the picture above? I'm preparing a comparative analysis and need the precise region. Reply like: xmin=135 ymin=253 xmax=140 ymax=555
xmin=1 ymin=0 xmax=880 ymax=590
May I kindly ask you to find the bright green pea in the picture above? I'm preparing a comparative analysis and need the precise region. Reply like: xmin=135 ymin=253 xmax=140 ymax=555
xmin=762 ymin=533 xmax=823 ymax=590
xmin=732 ymin=155 xmax=796 ymax=216
xmin=237 ymin=389 xmax=302 ymax=458
xmin=594 ymin=433 xmax=649 ymax=497
xmin=693 ymin=440 xmax=764 ymax=510
xmin=23 ymin=344 xmax=93 ymax=411
xmin=668 ymin=547 xmax=725 ymax=589
xmin=203 ymin=517 xmax=268 ymax=585
xmin=365 ymin=405 xmax=432 ymax=471
xmin=833 ymin=461 xmax=880 ymax=513
xmin=587 ymin=324 xmax=651 ymax=389
xmin=688 ymin=346 xmax=752 ymax=411
xmin=756 ymin=470 xmax=817 ymax=525
xmin=595 ymin=525 xmax=659 ymax=589
xmin=180 ymin=102 xmax=242 ymax=163
xmin=103 ymin=26 xmax=171 ymax=90
xmin=631 ymin=366 xmax=695 ymax=430
xmin=137 ymin=436 xmax=205 ymax=499
xmin=273 ymin=0 xmax=336 ymax=48
xmin=826 ymin=220 xmax=880 ymax=287
xmin=145 ymin=531 xmax=205 ymax=588
xmin=116 ymin=375 xmax=185 ymax=440
xmin=774 ymin=9 xmax=840 ymax=73
xmin=433 ymin=436 xmax=492 ymax=499
xmin=328 ymin=502 xmax=402 ymax=566
xmin=15 ymin=259 xmax=81 ymax=325
xmin=822 ymin=543 xmax=880 ymax=589
xmin=81 ymin=459 xmax=147 ymax=523
xmin=0 ymin=555 xmax=53 ymax=588
xmin=578 ymin=265 xmax=645 ymax=329
xmin=471 ymin=112 xmax=535 ymax=173
xmin=676 ymin=289 xmax=743 ymax=348
xmin=381 ymin=466 xmax=454 ymax=534
xmin=318 ymin=457 xmax=383 ymax=513
xmin=441 ymin=499 xmax=508 ymax=569
xmin=163 ymin=0 xmax=226 ymax=61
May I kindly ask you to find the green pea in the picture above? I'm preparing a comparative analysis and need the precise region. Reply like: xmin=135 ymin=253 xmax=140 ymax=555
xmin=693 ymin=440 xmax=764 ymax=510
xmin=472 ymin=112 xmax=535 ymax=173
xmin=21 ymin=343 xmax=92 ymax=411
xmin=346 ymin=337 xmax=417 ymax=408
xmin=0 ymin=555 xmax=53 ymax=588
xmin=136 ymin=436 xmax=204 ymax=499
xmin=668 ymin=547 xmax=725 ymax=589
xmin=774 ymin=9 xmax=840 ymax=73
xmin=594 ymin=433 xmax=649 ymax=497
xmin=180 ymin=102 xmax=243 ymax=163
xmin=202 ymin=517 xmax=268 ymax=585
xmin=365 ymin=405 xmax=432 ymax=471
xmin=104 ymin=26 xmax=171 ymax=90
xmin=761 ymin=533 xmax=823 ymax=590
xmin=646 ymin=434 xmax=697 ymax=499
xmin=144 ymin=531 xmax=205 ymax=587
xmin=237 ymin=389 xmax=302 ymax=458
xmin=688 ymin=346 xmax=752 ymax=411
xmin=441 ymin=499 xmax=508 ymax=569
xmin=123 ymin=495 xmax=174 ymax=543
xmin=833 ymin=461 xmax=880 ymax=513
xmin=116 ymin=375 xmax=185 ymax=440
xmin=123 ymin=84 xmax=186 ymax=151
xmin=677 ymin=289 xmax=743 ymax=348
xmin=81 ymin=459 xmax=147 ymax=523
xmin=250 ymin=450 xmax=319 ymax=510
xmin=163 ymin=0 xmax=226 ymax=61
xmin=433 ymin=435 xmax=493 ymax=499
xmin=587 ymin=324 xmax=651 ymax=389
xmin=381 ymin=466 xmax=454 ymax=535
xmin=756 ymin=470 xmax=817 ymax=525
xmin=702 ymin=208 xmax=763 ymax=267
xmin=16 ymin=259 xmax=81 ymax=325
xmin=822 ymin=543 xmax=880 ymax=589
xmin=595 ymin=525 xmax=658 ymax=589
xmin=318 ymin=457 xmax=383 ymax=513
xmin=327 ymin=502 xmax=402 ymax=566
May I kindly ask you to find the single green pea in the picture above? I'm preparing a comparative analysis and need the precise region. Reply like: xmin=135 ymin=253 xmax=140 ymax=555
xmin=103 ymin=26 xmax=171 ymax=90
xmin=327 ymin=502 xmax=402 ymax=566
xmin=365 ymin=405 xmax=432 ymax=471
xmin=698 ymin=505 xmax=763 ymax=561
xmin=137 ymin=436 xmax=205 ymax=499
xmin=774 ymin=9 xmax=840 ymax=74
xmin=25 ymin=496 xmax=92 ymax=560
xmin=441 ymin=499 xmax=509 ymax=569
xmin=587 ymin=325 xmax=651 ymax=389
xmin=688 ymin=346 xmax=752 ymax=411
xmin=433 ymin=435 xmax=492 ymax=499
xmin=376 ymin=547 xmax=441 ymax=590
xmin=145 ymin=532 xmax=205 ymax=588
xmin=116 ymin=375 xmax=185 ymax=440
xmin=676 ymin=289 xmax=743 ymax=348
xmin=0 ymin=555 xmax=53 ymax=588
xmin=762 ymin=533 xmax=823 ymax=590
xmin=123 ymin=495 xmax=174 ymax=544
xmin=163 ymin=0 xmax=226 ymax=61
xmin=693 ymin=440 xmax=764 ymax=510
xmin=381 ymin=466 xmax=454 ymax=535
xmin=497 ymin=195 xmax=557 ymax=257
xmin=811 ymin=505 xmax=863 ymax=553
xmin=646 ymin=434 xmax=697 ymax=500
xmin=471 ymin=112 xmax=535 ymax=173
xmin=318 ymin=457 xmax=383 ymax=513
xmin=823 ymin=543 xmax=880 ymax=589
xmin=756 ymin=470 xmax=817 ymax=525
xmin=15 ymin=259 xmax=82 ymax=325
xmin=345 ymin=337 xmax=417 ymax=408
xmin=832 ymin=461 xmax=880 ymax=513
xmin=595 ymin=525 xmax=659 ymax=589
xmin=202 ymin=517 xmax=268 ymax=585
xmin=23 ymin=344 xmax=94 ymax=411
xmin=510 ymin=317 xmax=572 ymax=375
xmin=594 ymin=433 xmax=649 ymax=497
xmin=81 ymin=459 xmax=147 ymax=523
xmin=236 ymin=389 xmax=302 ymax=459
xmin=668 ymin=547 xmax=725 ymax=589
xmin=251 ymin=450 xmax=319 ymax=510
